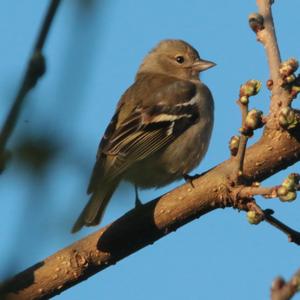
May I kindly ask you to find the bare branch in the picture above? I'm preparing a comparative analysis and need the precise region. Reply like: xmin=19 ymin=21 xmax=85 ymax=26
xmin=0 ymin=0 xmax=61 ymax=173
xmin=256 ymin=0 xmax=281 ymax=82
xmin=235 ymin=101 xmax=249 ymax=179
xmin=264 ymin=210 xmax=300 ymax=246
xmin=236 ymin=185 xmax=278 ymax=199
xmin=34 ymin=0 xmax=61 ymax=51
xmin=1 ymin=118 xmax=300 ymax=299
xmin=232 ymin=79 xmax=263 ymax=181
xmin=241 ymin=201 xmax=300 ymax=245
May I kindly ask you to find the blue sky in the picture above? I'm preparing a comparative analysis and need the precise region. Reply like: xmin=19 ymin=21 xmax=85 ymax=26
xmin=0 ymin=1 xmax=300 ymax=299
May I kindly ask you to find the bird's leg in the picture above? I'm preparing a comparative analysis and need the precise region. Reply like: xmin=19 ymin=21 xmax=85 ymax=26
xmin=183 ymin=167 xmax=216 ymax=188
xmin=134 ymin=185 xmax=143 ymax=207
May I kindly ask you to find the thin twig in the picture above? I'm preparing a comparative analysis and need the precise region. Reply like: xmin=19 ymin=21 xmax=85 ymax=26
xmin=0 ymin=0 xmax=61 ymax=173
xmin=34 ymin=0 xmax=61 ymax=51
xmin=235 ymin=101 xmax=249 ymax=181
xmin=255 ymin=0 xmax=293 ymax=118
xmin=271 ymin=269 xmax=300 ymax=300
xmin=256 ymin=0 xmax=281 ymax=82
xmin=245 ymin=202 xmax=300 ymax=246
xmin=264 ymin=210 xmax=300 ymax=245
xmin=236 ymin=136 xmax=248 ymax=178
xmin=236 ymin=185 xmax=278 ymax=199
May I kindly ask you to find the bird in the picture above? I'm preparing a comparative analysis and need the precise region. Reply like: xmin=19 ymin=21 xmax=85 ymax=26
xmin=71 ymin=39 xmax=215 ymax=233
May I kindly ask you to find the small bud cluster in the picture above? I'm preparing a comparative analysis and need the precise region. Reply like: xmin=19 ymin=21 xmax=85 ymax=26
xmin=277 ymin=173 xmax=300 ymax=202
xmin=240 ymin=109 xmax=264 ymax=136
xmin=279 ymin=58 xmax=300 ymax=98
xmin=248 ymin=13 xmax=264 ymax=33
xmin=229 ymin=80 xmax=264 ymax=156
xmin=279 ymin=58 xmax=298 ymax=79
xmin=229 ymin=135 xmax=240 ymax=156
xmin=239 ymin=80 xmax=262 ymax=105
xmin=247 ymin=210 xmax=263 ymax=225
xmin=278 ymin=107 xmax=298 ymax=129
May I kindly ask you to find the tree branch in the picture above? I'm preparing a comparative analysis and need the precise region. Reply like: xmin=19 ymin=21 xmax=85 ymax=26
xmin=1 ymin=119 xmax=300 ymax=299
xmin=0 ymin=0 xmax=61 ymax=173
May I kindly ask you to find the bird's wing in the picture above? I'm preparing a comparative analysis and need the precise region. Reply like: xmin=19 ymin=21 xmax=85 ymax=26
xmin=86 ymin=110 xmax=119 ymax=194
xmin=87 ymin=79 xmax=200 ymax=194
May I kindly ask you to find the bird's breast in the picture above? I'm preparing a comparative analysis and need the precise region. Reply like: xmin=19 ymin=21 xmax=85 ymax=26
xmin=124 ymin=82 xmax=214 ymax=188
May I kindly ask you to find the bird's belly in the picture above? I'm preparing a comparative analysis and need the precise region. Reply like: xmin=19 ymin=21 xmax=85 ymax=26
xmin=124 ymin=117 xmax=213 ymax=188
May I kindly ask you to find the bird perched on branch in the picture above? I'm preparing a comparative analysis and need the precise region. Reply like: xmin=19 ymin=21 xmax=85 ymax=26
xmin=72 ymin=39 xmax=215 ymax=233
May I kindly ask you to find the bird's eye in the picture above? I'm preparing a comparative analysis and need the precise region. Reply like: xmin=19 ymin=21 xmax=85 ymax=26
xmin=176 ymin=56 xmax=185 ymax=64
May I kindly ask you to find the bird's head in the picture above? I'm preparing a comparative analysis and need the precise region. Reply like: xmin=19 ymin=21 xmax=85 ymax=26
xmin=137 ymin=39 xmax=215 ymax=81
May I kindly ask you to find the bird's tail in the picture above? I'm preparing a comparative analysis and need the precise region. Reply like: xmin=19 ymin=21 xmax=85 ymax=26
xmin=71 ymin=180 xmax=119 ymax=233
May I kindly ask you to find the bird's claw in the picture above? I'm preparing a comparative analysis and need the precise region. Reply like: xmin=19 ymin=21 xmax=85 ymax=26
xmin=182 ymin=173 xmax=199 ymax=188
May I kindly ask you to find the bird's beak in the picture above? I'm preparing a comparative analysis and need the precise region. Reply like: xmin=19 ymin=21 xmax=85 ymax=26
xmin=192 ymin=59 xmax=216 ymax=72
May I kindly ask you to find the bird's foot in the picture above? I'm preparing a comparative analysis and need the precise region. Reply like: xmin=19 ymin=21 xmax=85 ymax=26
xmin=134 ymin=185 xmax=143 ymax=208
xmin=182 ymin=173 xmax=200 ymax=188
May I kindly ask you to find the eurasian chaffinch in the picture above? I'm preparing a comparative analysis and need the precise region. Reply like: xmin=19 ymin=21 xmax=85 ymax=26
xmin=72 ymin=39 xmax=215 ymax=233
